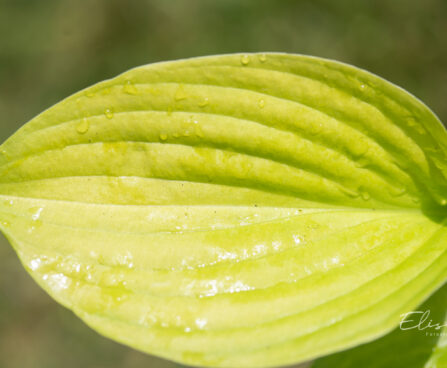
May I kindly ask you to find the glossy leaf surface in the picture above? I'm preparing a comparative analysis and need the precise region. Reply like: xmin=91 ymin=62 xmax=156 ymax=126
xmin=1 ymin=53 xmax=447 ymax=367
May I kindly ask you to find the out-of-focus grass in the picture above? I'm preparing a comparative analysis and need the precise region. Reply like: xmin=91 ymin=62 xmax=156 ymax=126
xmin=0 ymin=1 xmax=446 ymax=367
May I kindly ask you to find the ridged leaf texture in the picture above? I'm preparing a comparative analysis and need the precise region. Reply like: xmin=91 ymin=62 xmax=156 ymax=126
xmin=313 ymin=283 xmax=447 ymax=368
xmin=1 ymin=53 xmax=447 ymax=367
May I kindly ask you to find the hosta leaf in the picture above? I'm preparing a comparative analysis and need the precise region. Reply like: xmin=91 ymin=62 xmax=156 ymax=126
xmin=312 ymin=282 xmax=447 ymax=368
xmin=1 ymin=53 xmax=447 ymax=367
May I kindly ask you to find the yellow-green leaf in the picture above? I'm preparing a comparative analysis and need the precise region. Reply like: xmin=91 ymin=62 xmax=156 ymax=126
xmin=313 ymin=282 xmax=447 ymax=368
xmin=1 ymin=53 xmax=447 ymax=367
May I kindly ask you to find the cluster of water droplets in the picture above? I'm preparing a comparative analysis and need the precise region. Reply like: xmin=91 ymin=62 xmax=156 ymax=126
xmin=240 ymin=53 xmax=268 ymax=66
xmin=74 ymin=80 xmax=141 ymax=136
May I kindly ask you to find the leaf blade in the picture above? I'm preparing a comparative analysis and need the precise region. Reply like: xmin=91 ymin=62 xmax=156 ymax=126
xmin=1 ymin=53 xmax=447 ymax=367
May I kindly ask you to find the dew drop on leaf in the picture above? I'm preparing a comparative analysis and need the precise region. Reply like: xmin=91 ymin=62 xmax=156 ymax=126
xmin=388 ymin=186 xmax=407 ymax=197
xmin=123 ymin=80 xmax=138 ymax=95
xmin=360 ymin=190 xmax=371 ymax=201
xmin=240 ymin=54 xmax=250 ymax=65
xmin=195 ymin=318 xmax=208 ymax=330
xmin=198 ymin=97 xmax=209 ymax=107
xmin=104 ymin=109 xmax=114 ymax=119
xmin=407 ymin=117 xmax=417 ymax=127
xmin=31 ymin=207 xmax=43 ymax=221
xmin=258 ymin=53 xmax=267 ymax=63
xmin=76 ymin=119 xmax=90 ymax=134
xmin=416 ymin=125 xmax=426 ymax=135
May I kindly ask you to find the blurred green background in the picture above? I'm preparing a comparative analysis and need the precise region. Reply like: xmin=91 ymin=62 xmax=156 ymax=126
xmin=0 ymin=0 xmax=446 ymax=367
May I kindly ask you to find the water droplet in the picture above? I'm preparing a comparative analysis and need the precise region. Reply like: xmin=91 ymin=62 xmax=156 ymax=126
xmin=351 ymin=141 xmax=368 ymax=158
xmin=32 ymin=207 xmax=43 ymax=221
xmin=175 ymin=85 xmax=187 ymax=101
xmin=388 ymin=186 xmax=407 ymax=197
xmin=292 ymin=234 xmax=302 ymax=245
xmin=258 ymin=53 xmax=267 ymax=63
xmin=339 ymin=187 xmax=360 ymax=198
xmin=416 ymin=126 xmax=426 ymax=135
xmin=30 ymin=258 xmax=42 ymax=271
xmin=198 ymin=97 xmax=209 ymax=107
xmin=272 ymin=240 xmax=281 ymax=251
xmin=105 ymin=109 xmax=114 ymax=119
xmin=407 ymin=118 xmax=417 ymax=127
xmin=254 ymin=244 xmax=268 ymax=256
xmin=114 ymin=251 xmax=134 ymax=268
xmin=227 ymin=281 xmax=253 ymax=293
xmin=86 ymin=91 xmax=95 ymax=98
xmin=123 ymin=80 xmax=138 ymax=95
xmin=360 ymin=190 xmax=371 ymax=201
xmin=160 ymin=133 xmax=168 ymax=141
xmin=76 ymin=119 xmax=90 ymax=134
xmin=258 ymin=99 xmax=265 ymax=108
xmin=359 ymin=84 xmax=366 ymax=90
xmin=240 ymin=54 xmax=250 ymax=65
xmin=331 ymin=256 xmax=340 ymax=264
xmin=195 ymin=318 xmax=208 ymax=329
xmin=46 ymin=273 xmax=71 ymax=291
xmin=309 ymin=122 xmax=323 ymax=135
